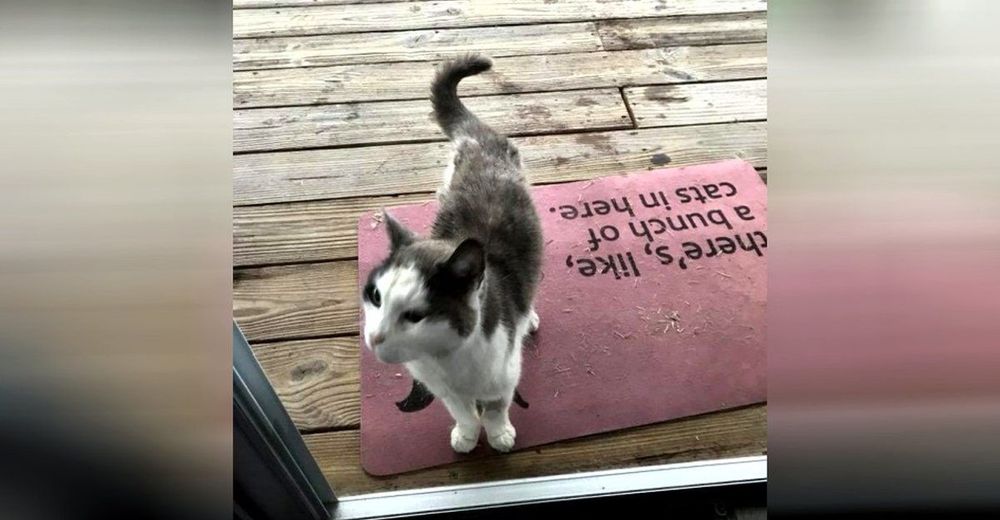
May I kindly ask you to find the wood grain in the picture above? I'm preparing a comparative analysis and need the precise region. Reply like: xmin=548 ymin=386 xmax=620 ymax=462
xmin=304 ymin=404 xmax=766 ymax=495
xmin=252 ymin=337 xmax=361 ymax=430
xmin=235 ymin=81 xmax=767 ymax=266
xmin=234 ymin=88 xmax=631 ymax=153
xmin=236 ymin=0 xmax=407 ymax=7
xmin=234 ymin=261 xmax=358 ymax=341
xmin=597 ymin=11 xmax=766 ymax=50
xmin=235 ymin=121 xmax=767 ymax=205
xmin=234 ymin=0 xmax=767 ymax=38
xmin=234 ymin=22 xmax=601 ymax=70
xmin=234 ymin=193 xmax=432 ymax=266
xmin=625 ymin=79 xmax=767 ymax=127
xmin=235 ymin=43 xmax=766 ymax=108
xmin=234 ymin=259 xmax=354 ymax=340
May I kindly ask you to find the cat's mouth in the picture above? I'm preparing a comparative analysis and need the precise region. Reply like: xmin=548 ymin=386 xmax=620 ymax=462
xmin=373 ymin=344 xmax=416 ymax=365
xmin=364 ymin=332 xmax=401 ymax=363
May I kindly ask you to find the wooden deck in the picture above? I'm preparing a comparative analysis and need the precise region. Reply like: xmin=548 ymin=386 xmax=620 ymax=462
xmin=233 ymin=0 xmax=767 ymax=496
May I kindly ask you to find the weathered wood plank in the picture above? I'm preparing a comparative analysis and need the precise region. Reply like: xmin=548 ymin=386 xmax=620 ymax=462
xmin=234 ymin=88 xmax=631 ymax=153
xmin=625 ymin=79 xmax=766 ymax=127
xmin=252 ymin=337 xmax=361 ymax=430
xmin=233 ymin=261 xmax=358 ymax=341
xmin=235 ymin=140 xmax=448 ymax=206
xmin=597 ymin=11 xmax=766 ymax=50
xmin=235 ymin=94 xmax=767 ymax=266
xmin=234 ymin=22 xmax=601 ymax=71
xmin=234 ymin=259 xmax=354 ymax=340
xmin=235 ymin=43 xmax=766 ymax=108
xmin=236 ymin=0 xmax=407 ymax=7
xmin=235 ymin=121 xmax=766 ymax=205
xmin=304 ymin=404 xmax=766 ymax=495
xmin=234 ymin=0 xmax=767 ymax=38
xmin=234 ymin=193 xmax=431 ymax=266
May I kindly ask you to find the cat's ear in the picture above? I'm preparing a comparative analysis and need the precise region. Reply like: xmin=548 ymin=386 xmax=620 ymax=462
xmin=445 ymin=238 xmax=485 ymax=282
xmin=383 ymin=211 xmax=415 ymax=251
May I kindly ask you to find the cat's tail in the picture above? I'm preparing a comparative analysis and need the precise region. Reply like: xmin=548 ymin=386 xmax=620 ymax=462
xmin=431 ymin=54 xmax=493 ymax=140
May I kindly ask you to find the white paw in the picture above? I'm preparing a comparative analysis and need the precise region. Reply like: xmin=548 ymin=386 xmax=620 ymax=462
xmin=450 ymin=425 xmax=478 ymax=453
xmin=528 ymin=309 xmax=540 ymax=334
xmin=487 ymin=423 xmax=516 ymax=452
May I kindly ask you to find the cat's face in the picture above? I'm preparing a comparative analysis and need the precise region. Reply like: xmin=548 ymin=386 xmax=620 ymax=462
xmin=362 ymin=214 xmax=485 ymax=364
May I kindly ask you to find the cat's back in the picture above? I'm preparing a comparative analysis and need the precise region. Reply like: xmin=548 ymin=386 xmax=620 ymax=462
xmin=433 ymin=137 xmax=542 ymax=267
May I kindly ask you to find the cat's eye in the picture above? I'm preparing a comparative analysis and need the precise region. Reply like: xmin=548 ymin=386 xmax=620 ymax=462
xmin=401 ymin=310 xmax=425 ymax=323
xmin=369 ymin=286 xmax=381 ymax=307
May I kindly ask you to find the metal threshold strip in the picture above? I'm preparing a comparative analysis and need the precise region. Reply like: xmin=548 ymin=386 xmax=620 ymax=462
xmin=334 ymin=455 xmax=766 ymax=519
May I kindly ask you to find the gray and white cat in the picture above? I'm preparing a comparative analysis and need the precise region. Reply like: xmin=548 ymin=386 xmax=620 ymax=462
xmin=361 ymin=54 xmax=543 ymax=453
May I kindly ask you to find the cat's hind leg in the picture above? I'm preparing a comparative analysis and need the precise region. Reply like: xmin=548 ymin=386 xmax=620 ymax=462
xmin=441 ymin=394 xmax=480 ymax=453
xmin=481 ymin=393 xmax=516 ymax=452
xmin=435 ymin=146 xmax=457 ymax=201
xmin=528 ymin=307 xmax=540 ymax=334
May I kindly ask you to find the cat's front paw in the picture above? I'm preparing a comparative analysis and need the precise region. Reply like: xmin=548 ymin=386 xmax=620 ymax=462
xmin=450 ymin=425 xmax=478 ymax=453
xmin=528 ymin=309 xmax=540 ymax=334
xmin=487 ymin=423 xmax=516 ymax=452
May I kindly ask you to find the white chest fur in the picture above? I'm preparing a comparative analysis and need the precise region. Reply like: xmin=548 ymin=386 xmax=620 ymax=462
xmin=405 ymin=313 xmax=531 ymax=401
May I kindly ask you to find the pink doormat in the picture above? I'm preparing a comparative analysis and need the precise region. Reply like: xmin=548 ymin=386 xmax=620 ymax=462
xmin=356 ymin=159 xmax=766 ymax=476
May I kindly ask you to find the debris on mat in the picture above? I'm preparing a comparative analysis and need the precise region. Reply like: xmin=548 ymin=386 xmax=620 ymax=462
xmin=370 ymin=212 xmax=385 ymax=229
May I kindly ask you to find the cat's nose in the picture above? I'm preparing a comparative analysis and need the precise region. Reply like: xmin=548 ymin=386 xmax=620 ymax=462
xmin=370 ymin=333 xmax=386 ymax=347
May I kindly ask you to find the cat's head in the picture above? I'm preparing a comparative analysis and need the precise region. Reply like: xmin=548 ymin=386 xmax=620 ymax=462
xmin=362 ymin=212 xmax=485 ymax=364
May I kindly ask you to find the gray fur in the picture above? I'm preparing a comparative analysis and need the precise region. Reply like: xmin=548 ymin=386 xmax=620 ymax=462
xmin=384 ymin=212 xmax=416 ymax=250
xmin=479 ymin=398 xmax=506 ymax=413
xmin=430 ymin=57 xmax=541 ymax=340
xmin=430 ymin=54 xmax=494 ymax=140
xmin=364 ymin=54 xmax=542 ymax=344
xmin=362 ymin=54 xmax=542 ymax=453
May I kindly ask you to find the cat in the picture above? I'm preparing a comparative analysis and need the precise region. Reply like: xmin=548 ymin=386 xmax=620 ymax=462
xmin=361 ymin=54 xmax=543 ymax=453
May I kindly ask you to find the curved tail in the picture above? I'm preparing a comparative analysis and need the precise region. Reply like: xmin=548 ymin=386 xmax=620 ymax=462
xmin=431 ymin=54 xmax=493 ymax=139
